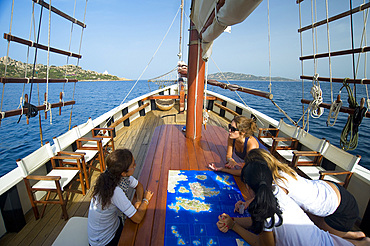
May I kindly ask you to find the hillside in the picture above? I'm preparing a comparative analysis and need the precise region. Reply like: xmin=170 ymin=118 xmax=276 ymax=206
xmin=0 ymin=57 xmax=130 ymax=81
xmin=208 ymin=72 xmax=296 ymax=81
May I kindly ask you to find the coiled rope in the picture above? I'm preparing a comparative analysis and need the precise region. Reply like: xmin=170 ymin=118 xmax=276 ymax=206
xmin=340 ymin=79 xmax=367 ymax=151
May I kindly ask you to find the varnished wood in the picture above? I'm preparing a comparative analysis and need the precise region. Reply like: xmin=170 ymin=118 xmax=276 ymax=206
xmin=0 ymin=106 xmax=230 ymax=246
xmin=214 ymin=102 xmax=240 ymax=116
xmin=119 ymin=124 xmax=248 ymax=246
xmin=109 ymin=102 xmax=150 ymax=128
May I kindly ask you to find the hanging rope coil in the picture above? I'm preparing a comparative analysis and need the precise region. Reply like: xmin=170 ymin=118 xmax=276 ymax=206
xmin=43 ymin=100 xmax=52 ymax=124
xmin=340 ymin=78 xmax=367 ymax=150
xmin=326 ymin=95 xmax=342 ymax=126
xmin=308 ymin=81 xmax=324 ymax=118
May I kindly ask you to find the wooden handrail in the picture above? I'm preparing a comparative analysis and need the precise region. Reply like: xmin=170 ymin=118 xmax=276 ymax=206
xmin=298 ymin=2 xmax=370 ymax=33
xmin=301 ymin=99 xmax=370 ymax=118
xmin=33 ymin=0 xmax=86 ymax=28
xmin=1 ymin=100 xmax=75 ymax=119
xmin=300 ymin=46 xmax=370 ymax=61
xmin=214 ymin=102 xmax=239 ymax=116
xmin=110 ymin=102 xmax=150 ymax=128
xmin=300 ymin=75 xmax=370 ymax=85
xmin=1 ymin=77 xmax=78 ymax=84
xmin=207 ymin=79 xmax=273 ymax=99
xmin=3 ymin=33 xmax=82 ymax=59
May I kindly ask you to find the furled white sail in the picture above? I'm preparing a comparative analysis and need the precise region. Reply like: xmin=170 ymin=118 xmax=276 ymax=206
xmin=190 ymin=0 xmax=262 ymax=59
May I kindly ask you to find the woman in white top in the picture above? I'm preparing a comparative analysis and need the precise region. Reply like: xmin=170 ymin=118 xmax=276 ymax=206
xmin=216 ymin=161 xmax=370 ymax=246
xmin=242 ymin=149 xmax=365 ymax=240
xmin=88 ymin=149 xmax=153 ymax=246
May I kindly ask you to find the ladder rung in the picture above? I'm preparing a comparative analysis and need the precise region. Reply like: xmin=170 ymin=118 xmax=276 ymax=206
xmin=3 ymin=33 xmax=82 ymax=59
xmin=1 ymin=77 xmax=78 ymax=84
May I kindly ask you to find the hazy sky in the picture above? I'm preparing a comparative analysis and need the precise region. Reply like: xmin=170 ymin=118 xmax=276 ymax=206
xmin=0 ymin=0 xmax=368 ymax=80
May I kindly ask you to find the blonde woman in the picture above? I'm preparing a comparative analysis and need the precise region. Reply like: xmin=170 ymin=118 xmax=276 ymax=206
xmin=240 ymin=149 xmax=366 ymax=241
xmin=208 ymin=115 xmax=268 ymax=176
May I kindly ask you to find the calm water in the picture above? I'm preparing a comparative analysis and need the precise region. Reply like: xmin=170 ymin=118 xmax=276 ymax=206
xmin=0 ymin=80 xmax=369 ymax=177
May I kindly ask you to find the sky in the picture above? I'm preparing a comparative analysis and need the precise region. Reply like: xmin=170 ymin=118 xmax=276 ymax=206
xmin=0 ymin=0 xmax=368 ymax=80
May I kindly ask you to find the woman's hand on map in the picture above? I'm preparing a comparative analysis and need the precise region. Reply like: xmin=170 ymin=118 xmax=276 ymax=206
xmin=217 ymin=213 xmax=234 ymax=233
xmin=207 ymin=163 xmax=223 ymax=171
xmin=234 ymin=200 xmax=246 ymax=213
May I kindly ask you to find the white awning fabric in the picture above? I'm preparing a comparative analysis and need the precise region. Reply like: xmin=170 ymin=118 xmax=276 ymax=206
xmin=190 ymin=0 xmax=263 ymax=60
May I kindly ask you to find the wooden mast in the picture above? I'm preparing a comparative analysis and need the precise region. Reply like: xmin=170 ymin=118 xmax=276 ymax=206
xmin=185 ymin=21 xmax=205 ymax=140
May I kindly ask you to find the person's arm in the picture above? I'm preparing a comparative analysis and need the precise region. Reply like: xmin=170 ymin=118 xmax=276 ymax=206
xmin=208 ymin=163 xmax=242 ymax=176
xmin=134 ymin=182 xmax=144 ymax=209
xmin=217 ymin=214 xmax=275 ymax=246
xmin=225 ymin=138 xmax=239 ymax=168
xmin=129 ymin=190 xmax=153 ymax=224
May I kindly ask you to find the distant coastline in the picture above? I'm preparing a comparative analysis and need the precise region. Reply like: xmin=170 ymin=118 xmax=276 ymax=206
xmin=207 ymin=72 xmax=297 ymax=82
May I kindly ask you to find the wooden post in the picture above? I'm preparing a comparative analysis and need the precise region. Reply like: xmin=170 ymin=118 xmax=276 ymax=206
xmin=185 ymin=21 xmax=205 ymax=140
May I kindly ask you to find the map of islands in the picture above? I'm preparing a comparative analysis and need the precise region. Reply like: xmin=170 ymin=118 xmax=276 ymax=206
xmin=165 ymin=170 xmax=250 ymax=246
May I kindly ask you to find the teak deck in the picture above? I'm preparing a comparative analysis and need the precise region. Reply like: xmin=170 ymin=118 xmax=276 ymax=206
xmin=0 ymin=107 xmax=246 ymax=246
xmin=118 ymin=124 xmax=249 ymax=246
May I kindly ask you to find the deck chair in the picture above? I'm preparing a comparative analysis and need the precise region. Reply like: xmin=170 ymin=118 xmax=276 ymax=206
xmin=76 ymin=118 xmax=115 ymax=156
xmin=296 ymin=142 xmax=361 ymax=188
xmin=279 ymin=130 xmax=327 ymax=167
xmin=52 ymin=217 xmax=88 ymax=246
xmin=17 ymin=143 xmax=87 ymax=220
xmin=269 ymin=119 xmax=301 ymax=155
xmin=53 ymin=127 xmax=105 ymax=177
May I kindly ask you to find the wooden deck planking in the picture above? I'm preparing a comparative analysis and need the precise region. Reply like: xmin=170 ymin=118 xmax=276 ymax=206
xmin=0 ymin=107 xmax=230 ymax=246
xmin=119 ymin=124 xmax=249 ymax=246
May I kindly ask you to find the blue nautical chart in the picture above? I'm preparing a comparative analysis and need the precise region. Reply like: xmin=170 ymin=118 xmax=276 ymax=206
xmin=165 ymin=170 xmax=251 ymax=246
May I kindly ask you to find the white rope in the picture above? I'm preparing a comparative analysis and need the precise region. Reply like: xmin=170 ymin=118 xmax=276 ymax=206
xmin=0 ymin=112 xmax=5 ymax=120
xmin=298 ymin=0 xmax=306 ymax=125
xmin=45 ymin=0 xmax=52 ymax=124
xmin=43 ymin=101 xmax=52 ymax=124
xmin=326 ymin=97 xmax=342 ymax=126
xmin=325 ymin=0 xmax=333 ymax=103
xmin=203 ymin=60 xmax=209 ymax=125
xmin=100 ymin=5 xmax=181 ymax=128
xmin=267 ymin=0 xmax=272 ymax=94
xmin=1 ymin=0 xmax=15 ymax=115
xmin=309 ymin=78 xmax=324 ymax=119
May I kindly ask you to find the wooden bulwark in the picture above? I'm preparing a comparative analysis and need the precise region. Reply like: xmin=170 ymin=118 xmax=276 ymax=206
xmin=109 ymin=102 xmax=150 ymax=128
xmin=214 ymin=102 xmax=240 ymax=116
xmin=3 ymin=34 xmax=82 ymax=59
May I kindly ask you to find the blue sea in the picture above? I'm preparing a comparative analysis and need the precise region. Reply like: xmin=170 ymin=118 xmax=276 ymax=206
xmin=0 ymin=80 xmax=369 ymax=177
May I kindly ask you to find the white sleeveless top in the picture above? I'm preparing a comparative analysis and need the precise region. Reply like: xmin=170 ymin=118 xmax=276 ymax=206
xmin=275 ymin=171 xmax=339 ymax=217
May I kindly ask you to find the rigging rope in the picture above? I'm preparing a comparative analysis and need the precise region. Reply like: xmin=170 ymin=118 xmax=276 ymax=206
xmin=203 ymin=60 xmax=209 ymax=127
xmin=69 ymin=0 xmax=88 ymax=130
xmin=101 ymin=5 xmax=181 ymax=128
xmin=326 ymin=94 xmax=342 ymax=127
xmin=340 ymin=79 xmax=366 ymax=150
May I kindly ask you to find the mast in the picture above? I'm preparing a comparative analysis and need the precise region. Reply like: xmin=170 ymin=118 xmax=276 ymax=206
xmin=185 ymin=21 xmax=205 ymax=140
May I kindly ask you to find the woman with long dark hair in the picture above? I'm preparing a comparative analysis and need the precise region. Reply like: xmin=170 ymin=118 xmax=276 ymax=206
xmin=88 ymin=149 xmax=153 ymax=246
xmin=217 ymin=161 xmax=369 ymax=245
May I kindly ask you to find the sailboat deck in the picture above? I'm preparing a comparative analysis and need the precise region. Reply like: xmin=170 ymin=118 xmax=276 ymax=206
xmin=0 ymin=106 xmax=239 ymax=246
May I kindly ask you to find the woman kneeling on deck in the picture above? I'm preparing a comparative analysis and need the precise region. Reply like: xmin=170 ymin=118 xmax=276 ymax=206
xmin=217 ymin=161 xmax=370 ymax=246
xmin=88 ymin=149 xmax=153 ymax=246
xmin=208 ymin=115 xmax=268 ymax=176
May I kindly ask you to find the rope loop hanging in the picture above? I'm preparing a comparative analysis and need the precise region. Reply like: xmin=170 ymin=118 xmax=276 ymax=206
xmin=326 ymin=94 xmax=342 ymax=126
xmin=340 ymin=78 xmax=367 ymax=150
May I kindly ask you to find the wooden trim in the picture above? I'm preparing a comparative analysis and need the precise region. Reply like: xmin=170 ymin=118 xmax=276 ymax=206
xmin=207 ymin=79 xmax=273 ymax=99
xmin=214 ymin=102 xmax=239 ymax=116
xmin=110 ymin=102 xmax=150 ymax=128
xmin=1 ymin=100 xmax=75 ymax=119
xmin=300 ymin=46 xmax=370 ymax=61
xmin=298 ymin=2 xmax=370 ymax=33
xmin=142 ymin=95 xmax=218 ymax=101
xmin=300 ymin=75 xmax=370 ymax=84
xmin=301 ymin=99 xmax=370 ymax=118
xmin=3 ymin=33 xmax=82 ymax=59
xmin=1 ymin=77 xmax=78 ymax=84
xmin=32 ymin=0 xmax=86 ymax=28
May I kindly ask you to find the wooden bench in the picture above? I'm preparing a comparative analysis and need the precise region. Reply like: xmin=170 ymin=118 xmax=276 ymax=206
xmin=118 ymin=125 xmax=248 ymax=246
